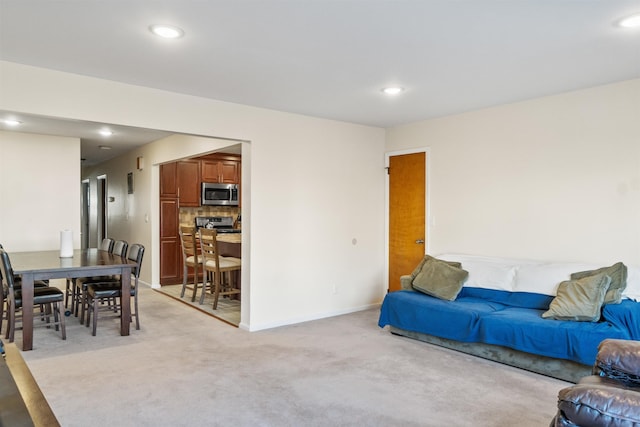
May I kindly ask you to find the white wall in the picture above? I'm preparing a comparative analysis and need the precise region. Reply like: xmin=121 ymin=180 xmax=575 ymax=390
xmin=0 ymin=61 xmax=386 ymax=331
xmin=386 ymin=79 xmax=640 ymax=267
xmin=0 ymin=131 xmax=81 ymax=252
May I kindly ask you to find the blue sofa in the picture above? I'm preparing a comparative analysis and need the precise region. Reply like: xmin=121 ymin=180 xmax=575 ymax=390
xmin=378 ymin=254 xmax=640 ymax=382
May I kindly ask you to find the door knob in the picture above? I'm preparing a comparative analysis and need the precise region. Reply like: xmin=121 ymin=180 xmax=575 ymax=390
xmin=415 ymin=239 xmax=425 ymax=244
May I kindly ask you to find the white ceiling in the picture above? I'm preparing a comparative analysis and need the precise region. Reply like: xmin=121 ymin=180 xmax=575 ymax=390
xmin=1 ymin=1 xmax=639 ymax=164
xmin=0 ymin=111 xmax=175 ymax=165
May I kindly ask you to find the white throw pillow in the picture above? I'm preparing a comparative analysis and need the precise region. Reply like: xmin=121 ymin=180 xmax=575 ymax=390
xmin=623 ymin=266 xmax=640 ymax=301
xmin=436 ymin=254 xmax=523 ymax=292
xmin=458 ymin=260 xmax=517 ymax=291
xmin=514 ymin=262 xmax=599 ymax=296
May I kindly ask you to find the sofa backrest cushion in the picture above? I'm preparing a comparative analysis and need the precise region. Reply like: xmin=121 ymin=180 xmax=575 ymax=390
xmin=436 ymin=253 xmax=640 ymax=302
xmin=625 ymin=266 xmax=640 ymax=301
xmin=513 ymin=262 xmax=599 ymax=296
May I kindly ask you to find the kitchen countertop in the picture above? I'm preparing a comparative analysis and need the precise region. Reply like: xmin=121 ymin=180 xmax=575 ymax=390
xmin=180 ymin=223 xmax=242 ymax=244
xmin=216 ymin=233 xmax=241 ymax=244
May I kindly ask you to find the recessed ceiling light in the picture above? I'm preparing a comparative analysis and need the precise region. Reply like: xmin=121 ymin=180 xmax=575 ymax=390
xmin=618 ymin=13 xmax=640 ymax=28
xmin=149 ymin=24 xmax=184 ymax=39
xmin=99 ymin=145 xmax=112 ymax=150
xmin=381 ymin=87 xmax=404 ymax=96
xmin=3 ymin=119 xmax=22 ymax=126
xmin=99 ymin=129 xmax=114 ymax=137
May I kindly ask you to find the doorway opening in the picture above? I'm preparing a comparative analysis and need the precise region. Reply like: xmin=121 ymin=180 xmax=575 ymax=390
xmin=156 ymin=146 xmax=244 ymax=327
xmin=81 ymin=179 xmax=90 ymax=249
xmin=97 ymin=175 xmax=107 ymax=244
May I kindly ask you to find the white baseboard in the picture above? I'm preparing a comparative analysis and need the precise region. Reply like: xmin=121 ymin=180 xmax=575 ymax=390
xmin=244 ymin=302 xmax=381 ymax=332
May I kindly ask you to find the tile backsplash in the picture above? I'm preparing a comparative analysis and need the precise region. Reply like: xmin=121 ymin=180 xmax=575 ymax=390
xmin=179 ymin=206 xmax=240 ymax=227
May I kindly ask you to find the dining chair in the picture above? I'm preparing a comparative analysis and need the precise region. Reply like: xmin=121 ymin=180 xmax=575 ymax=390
xmin=179 ymin=225 xmax=203 ymax=302
xmin=84 ymin=243 xmax=145 ymax=336
xmin=64 ymin=237 xmax=115 ymax=311
xmin=199 ymin=228 xmax=241 ymax=309
xmin=77 ymin=239 xmax=128 ymax=324
xmin=0 ymin=243 xmax=49 ymax=334
xmin=0 ymin=248 xmax=66 ymax=342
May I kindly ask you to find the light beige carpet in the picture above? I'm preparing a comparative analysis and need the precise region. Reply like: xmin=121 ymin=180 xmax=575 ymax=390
xmin=11 ymin=283 xmax=567 ymax=427
xmin=155 ymin=283 xmax=240 ymax=326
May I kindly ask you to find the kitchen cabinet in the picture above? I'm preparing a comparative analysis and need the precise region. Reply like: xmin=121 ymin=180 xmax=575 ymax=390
xmin=160 ymin=163 xmax=178 ymax=197
xmin=160 ymin=197 xmax=181 ymax=285
xmin=161 ymin=161 xmax=200 ymax=207
xmin=177 ymin=160 xmax=200 ymax=207
xmin=201 ymin=156 xmax=239 ymax=184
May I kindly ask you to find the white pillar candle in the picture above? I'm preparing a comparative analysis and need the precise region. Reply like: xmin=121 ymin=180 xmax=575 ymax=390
xmin=59 ymin=229 xmax=73 ymax=258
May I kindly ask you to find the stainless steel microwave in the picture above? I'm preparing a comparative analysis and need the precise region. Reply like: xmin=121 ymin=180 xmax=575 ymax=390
xmin=201 ymin=183 xmax=239 ymax=206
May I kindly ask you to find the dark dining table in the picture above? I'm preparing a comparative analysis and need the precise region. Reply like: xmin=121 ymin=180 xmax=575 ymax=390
xmin=8 ymin=248 xmax=136 ymax=351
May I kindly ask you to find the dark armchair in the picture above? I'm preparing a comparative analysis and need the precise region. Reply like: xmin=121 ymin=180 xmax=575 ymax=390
xmin=551 ymin=339 xmax=640 ymax=426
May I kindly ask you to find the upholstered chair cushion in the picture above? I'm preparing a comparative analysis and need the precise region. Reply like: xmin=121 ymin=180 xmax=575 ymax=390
xmin=185 ymin=255 xmax=202 ymax=264
xmin=205 ymin=257 xmax=241 ymax=270
xmin=556 ymin=377 xmax=640 ymax=427
xmin=594 ymin=339 xmax=640 ymax=386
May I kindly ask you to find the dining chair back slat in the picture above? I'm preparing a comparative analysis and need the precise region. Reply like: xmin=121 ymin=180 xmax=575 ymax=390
xmin=85 ymin=243 xmax=145 ymax=336
xmin=0 ymin=248 xmax=66 ymax=342
xmin=0 ymin=243 xmax=50 ymax=334
xmin=111 ymin=240 xmax=128 ymax=257
xmin=75 ymin=239 xmax=127 ymax=322
xmin=179 ymin=226 xmax=203 ymax=302
xmin=198 ymin=228 xmax=241 ymax=309
xmin=100 ymin=238 xmax=115 ymax=252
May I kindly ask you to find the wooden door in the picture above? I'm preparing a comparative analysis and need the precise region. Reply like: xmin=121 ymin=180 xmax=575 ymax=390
xmin=388 ymin=152 xmax=426 ymax=292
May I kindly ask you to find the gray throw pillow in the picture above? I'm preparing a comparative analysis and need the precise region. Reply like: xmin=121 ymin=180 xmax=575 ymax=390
xmin=542 ymin=273 xmax=611 ymax=322
xmin=409 ymin=255 xmax=462 ymax=281
xmin=571 ymin=262 xmax=627 ymax=304
xmin=412 ymin=257 xmax=469 ymax=301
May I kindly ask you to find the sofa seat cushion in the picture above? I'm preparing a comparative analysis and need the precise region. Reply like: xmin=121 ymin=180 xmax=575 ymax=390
xmin=459 ymin=287 xmax=554 ymax=310
xmin=602 ymin=300 xmax=640 ymax=341
xmin=478 ymin=307 xmax=630 ymax=365
xmin=378 ymin=290 xmax=506 ymax=342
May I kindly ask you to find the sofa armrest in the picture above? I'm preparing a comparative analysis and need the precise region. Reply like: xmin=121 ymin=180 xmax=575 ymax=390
xmin=594 ymin=339 xmax=640 ymax=385
xmin=400 ymin=275 xmax=413 ymax=291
